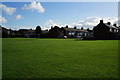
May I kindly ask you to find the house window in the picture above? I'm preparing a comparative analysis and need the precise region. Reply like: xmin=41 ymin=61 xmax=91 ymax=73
xmin=69 ymin=32 xmax=75 ymax=35
xmin=110 ymin=29 xmax=112 ymax=32
xmin=112 ymin=28 xmax=114 ymax=32
xmin=115 ymin=29 xmax=118 ymax=32
xmin=80 ymin=33 xmax=83 ymax=35
xmin=71 ymin=33 xmax=75 ymax=35
xmin=114 ymin=29 xmax=117 ymax=32
xmin=68 ymin=33 xmax=71 ymax=35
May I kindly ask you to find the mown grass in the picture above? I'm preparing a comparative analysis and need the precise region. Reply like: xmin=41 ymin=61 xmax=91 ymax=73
xmin=2 ymin=38 xmax=118 ymax=78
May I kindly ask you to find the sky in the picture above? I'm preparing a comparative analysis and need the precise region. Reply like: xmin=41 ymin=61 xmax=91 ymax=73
xmin=2 ymin=0 xmax=120 ymax=2
xmin=0 ymin=2 xmax=118 ymax=30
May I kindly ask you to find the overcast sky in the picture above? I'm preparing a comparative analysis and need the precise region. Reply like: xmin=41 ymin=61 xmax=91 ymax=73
xmin=0 ymin=2 xmax=118 ymax=30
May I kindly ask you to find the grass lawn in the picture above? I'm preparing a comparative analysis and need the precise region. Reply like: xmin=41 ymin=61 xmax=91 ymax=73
xmin=2 ymin=38 xmax=118 ymax=78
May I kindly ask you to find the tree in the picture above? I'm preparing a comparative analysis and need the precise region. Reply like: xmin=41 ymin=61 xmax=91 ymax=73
xmin=35 ymin=26 xmax=42 ymax=34
xmin=35 ymin=26 xmax=42 ymax=38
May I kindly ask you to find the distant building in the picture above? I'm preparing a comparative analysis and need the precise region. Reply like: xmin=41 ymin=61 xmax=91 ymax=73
xmin=61 ymin=25 xmax=93 ymax=38
xmin=93 ymin=20 xmax=119 ymax=40
xmin=42 ymin=29 xmax=49 ymax=34
xmin=8 ymin=29 xmax=18 ymax=36
xmin=2 ymin=20 xmax=120 ymax=39
xmin=48 ymin=26 xmax=61 ymax=38
xmin=18 ymin=29 xmax=35 ymax=38
xmin=2 ymin=27 xmax=9 ymax=38
xmin=48 ymin=25 xmax=93 ymax=38
xmin=1 ymin=26 xmax=19 ymax=38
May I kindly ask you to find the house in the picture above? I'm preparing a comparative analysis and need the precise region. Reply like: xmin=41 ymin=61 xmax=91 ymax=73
xmin=61 ymin=25 xmax=92 ymax=38
xmin=1 ymin=26 xmax=19 ymax=38
xmin=48 ymin=25 xmax=93 ymax=38
xmin=42 ymin=29 xmax=49 ymax=34
xmin=7 ymin=29 xmax=18 ymax=37
xmin=25 ymin=29 xmax=36 ymax=38
xmin=2 ymin=27 xmax=9 ymax=38
xmin=93 ymin=20 xmax=119 ymax=40
xmin=48 ymin=26 xmax=61 ymax=38
xmin=18 ymin=29 xmax=35 ymax=38
xmin=40 ymin=30 xmax=49 ymax=38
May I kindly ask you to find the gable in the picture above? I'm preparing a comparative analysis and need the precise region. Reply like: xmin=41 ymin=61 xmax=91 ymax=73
xmin=94 ymin=23 xmax=110 ymax=30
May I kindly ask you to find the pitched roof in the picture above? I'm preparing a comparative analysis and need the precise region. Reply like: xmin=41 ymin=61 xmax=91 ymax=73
xmin=104 ymin=23 xmax=118 ymax=29
xmin=62 ymin=27 xmax=88 ymax=32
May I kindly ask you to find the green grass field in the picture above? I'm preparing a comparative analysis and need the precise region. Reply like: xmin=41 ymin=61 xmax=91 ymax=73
xmin=2 ymin=38 xmax=118 ymax=78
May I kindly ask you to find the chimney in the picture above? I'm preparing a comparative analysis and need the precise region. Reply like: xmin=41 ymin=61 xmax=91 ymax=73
xmin=87 ymin=28 xmax=89 ymax=31
xmin=107 ymin=22 xmax=111 ymax=25
xmin=100 ymin=20 xmax=103 ymax=23
xmin=66 ymin=25 xmax=68 ymax=28
xmin=81 ymin=27 xmax=83 ymax=30
xmin=113 ymin=23 xmax=117 ymax=27
xmin=51 ymin=26 xmax=53 ymax=29
xmin=74 ymin=26 xmax=77 ymax=29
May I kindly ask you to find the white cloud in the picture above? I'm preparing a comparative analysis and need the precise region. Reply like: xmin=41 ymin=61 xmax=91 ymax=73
xmin=43 ymin=19 xmax=72 ymax=30
xmin=15 ymin=15 xmax=22 ymax=20
xmin=103 ymin=17 xmax=118 ymax=24
xmin=22 ymin=1 xmax=45 ymax=13
xmin=0 ymin=4 xmax=16 ymax=15
xmin=43 ymin=17 xmax=118 ymax=30
xmin=43 ymin=20 xmax=60 ymax=30
xmin=0 ymin=16 xmax=7 ymax=23
xmin=46 ymin=20 xmax=59 ymax=26
xmin=72 ymin=16 xmax=118 ymax=29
